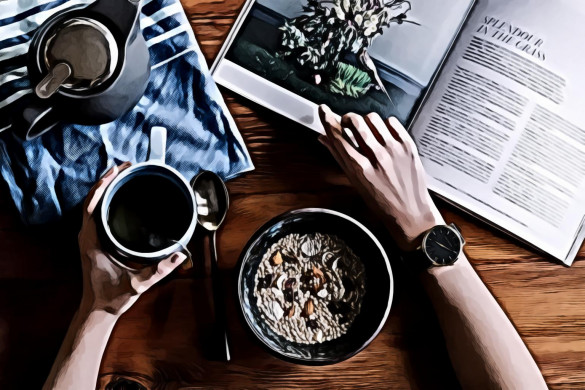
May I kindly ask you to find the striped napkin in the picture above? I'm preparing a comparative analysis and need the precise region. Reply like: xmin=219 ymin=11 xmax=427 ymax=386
xmin=0 ymin=0 xmax=253 ymax=224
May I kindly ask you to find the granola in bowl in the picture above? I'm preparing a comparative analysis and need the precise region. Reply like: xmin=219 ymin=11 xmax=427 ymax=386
xmin=254 ymin=233 xmax=366 ymax=344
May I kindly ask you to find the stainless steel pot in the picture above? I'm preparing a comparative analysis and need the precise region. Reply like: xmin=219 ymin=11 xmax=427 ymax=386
xmin=20 ymin=0 xmax=151 ymax=140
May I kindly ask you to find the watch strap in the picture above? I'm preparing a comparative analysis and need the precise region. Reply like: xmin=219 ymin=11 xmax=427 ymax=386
xmin=400 ymin=246 xmax=432 ymax=272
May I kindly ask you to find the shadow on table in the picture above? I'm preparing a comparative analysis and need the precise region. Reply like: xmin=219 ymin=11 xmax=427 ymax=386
xmin=0 ymin=199 xmax=83 ymax=389
xmin=388 ymin=245 xmax=463 ymax=390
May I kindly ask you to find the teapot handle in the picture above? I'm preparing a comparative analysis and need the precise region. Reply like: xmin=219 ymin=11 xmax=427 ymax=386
xmin=86 ymin=0 xmax=142 ymax=38
xmin=18 ymin=101 xmax=60 ymax=141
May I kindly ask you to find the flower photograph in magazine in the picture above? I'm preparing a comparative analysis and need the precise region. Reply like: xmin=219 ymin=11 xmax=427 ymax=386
xmin=225 ymin=0 xmax=472 ymax=123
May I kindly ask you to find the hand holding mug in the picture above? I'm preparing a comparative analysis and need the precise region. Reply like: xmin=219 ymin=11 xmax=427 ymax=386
xmin=79 ymin=162 xmax=187 ymax=316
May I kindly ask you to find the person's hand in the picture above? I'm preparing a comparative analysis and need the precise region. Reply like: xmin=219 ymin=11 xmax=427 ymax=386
xmin=318 ymin=105 xmax=441 ymax=251
xmin=78 ymin=162 xmax=187 ymax=316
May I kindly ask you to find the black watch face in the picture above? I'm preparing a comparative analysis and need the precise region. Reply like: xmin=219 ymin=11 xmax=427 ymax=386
xmin=423 ymin=226 xmax=462 ymax=265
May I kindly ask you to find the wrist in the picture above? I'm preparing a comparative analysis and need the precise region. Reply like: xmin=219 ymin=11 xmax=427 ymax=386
xmin=76 ymin=308 xmax=121 ymax=329
xmin=397 ymin=210 xmax=445 ymax=252
xmin=424 ymin=251 xmax=470 ymax=278
xmin=78 ymin=298 xmax=122 ymax=321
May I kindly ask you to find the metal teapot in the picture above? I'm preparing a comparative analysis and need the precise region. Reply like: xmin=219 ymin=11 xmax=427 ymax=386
xmin=19 ymin=0 xmax=150 ymax=140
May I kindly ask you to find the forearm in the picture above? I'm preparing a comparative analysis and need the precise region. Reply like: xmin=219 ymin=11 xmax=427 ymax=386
xmin=43 ymin=305 xmax=118 ymax=390
xmin=318 ymin=108 xmax=546 ymax=388
xmin=421 ymin=254 xmax=547 ymax=389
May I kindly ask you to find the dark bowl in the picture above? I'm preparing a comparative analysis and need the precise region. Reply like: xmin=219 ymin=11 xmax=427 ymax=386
xmin=237 ymin=208 xmax=394 ymax=365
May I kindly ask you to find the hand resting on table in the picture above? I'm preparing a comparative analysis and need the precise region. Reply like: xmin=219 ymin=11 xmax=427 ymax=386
xmin=318 ymin=105 xmax=440 ymax=251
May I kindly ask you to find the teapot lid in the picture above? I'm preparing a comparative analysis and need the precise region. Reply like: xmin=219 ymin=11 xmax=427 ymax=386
xmin=36 ymin=17 xmax=119 ymax=98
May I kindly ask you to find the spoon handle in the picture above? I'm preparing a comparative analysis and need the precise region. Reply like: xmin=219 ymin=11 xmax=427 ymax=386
xmin=205 ymin=231 xmax=231 ymax=361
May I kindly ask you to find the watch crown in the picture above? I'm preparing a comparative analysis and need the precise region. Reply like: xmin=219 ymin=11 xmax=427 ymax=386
xmin=449 ymin=223 xmax=466 ymax=246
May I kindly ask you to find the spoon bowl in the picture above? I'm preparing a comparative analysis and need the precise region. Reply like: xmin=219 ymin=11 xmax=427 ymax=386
xmin=192 ymin=171 xmax=229 ymax=232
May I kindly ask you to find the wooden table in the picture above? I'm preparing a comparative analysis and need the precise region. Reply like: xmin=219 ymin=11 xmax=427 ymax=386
xmin=1 ymin=0 xmax=585 ymax=388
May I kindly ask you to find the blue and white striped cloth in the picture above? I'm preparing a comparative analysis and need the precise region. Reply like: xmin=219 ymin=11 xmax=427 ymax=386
xmin=0 ymin=0 xmax=253 ymax=224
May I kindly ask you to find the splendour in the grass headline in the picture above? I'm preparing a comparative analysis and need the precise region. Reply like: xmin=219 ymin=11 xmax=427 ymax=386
xmin=477 ymin=16 xmax=546 ymax=61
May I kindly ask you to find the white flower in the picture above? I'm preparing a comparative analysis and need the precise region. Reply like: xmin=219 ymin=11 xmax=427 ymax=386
xmin=342 ymin=0 xmax=351 ymax=13
xmin=364 ymin=25 xmax=377 ymax=37
xmin=364 ymin=15 xmax=380 ymax=36
xmin=333 ymin=5 xmax=345 ymax=20
xmin=354 ymin=14 xmax=363 ymax=26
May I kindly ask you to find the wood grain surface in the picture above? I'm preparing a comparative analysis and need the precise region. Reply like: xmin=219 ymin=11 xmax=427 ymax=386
xmin=1 ymin=0 xmax=585 ymax=388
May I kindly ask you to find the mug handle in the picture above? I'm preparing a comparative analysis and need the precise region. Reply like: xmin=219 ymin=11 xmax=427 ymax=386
xmin=148 ymin=126 xmax=167 ymax=163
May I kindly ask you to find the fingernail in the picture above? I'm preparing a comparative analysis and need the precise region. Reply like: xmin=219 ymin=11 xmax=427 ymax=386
xmin=388 ymin=117 xmax=400 ymax=128
xmin=171 ymin=253 xmax=186 ymax=264
xmin=319 ymin=104 xmax=333 ymax=119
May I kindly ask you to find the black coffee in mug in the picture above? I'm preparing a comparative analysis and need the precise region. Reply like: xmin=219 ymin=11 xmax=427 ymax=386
xmin=107 ymin=174 xmax=192 ymax=253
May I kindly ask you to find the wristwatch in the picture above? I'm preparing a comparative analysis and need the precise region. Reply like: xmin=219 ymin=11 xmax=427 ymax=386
xmin=402 ymin=224 xmax=465 ymax=270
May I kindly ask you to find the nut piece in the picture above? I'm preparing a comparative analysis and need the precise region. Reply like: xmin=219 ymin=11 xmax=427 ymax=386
xmin=276 ymin=273 xmax=287 ymax=290
xmin=315 ymin=329 xmax=323 ymax=342
xmin=312 ymin=266 xmax=326 ymax=292
xmin=286 ymin=305 xmax=295 ymax=318
xmin=313 ymin=266 xmax=325 ymax=279
xmin=272 ymin=251 xmax=283 ymax=265
xmin=304 ymin=299 xmax=314 ymax=316
xmin=284 ymin=278 xmax=297 ymax=290
xmin=270 ymin=301 xmax=284 ymax=321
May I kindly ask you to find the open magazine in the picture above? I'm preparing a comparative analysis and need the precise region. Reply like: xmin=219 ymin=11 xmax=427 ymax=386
xmin=212 ymin=0 xmax=585 ymax=265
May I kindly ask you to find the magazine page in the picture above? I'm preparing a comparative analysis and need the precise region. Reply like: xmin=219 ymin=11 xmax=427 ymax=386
xmin=212 ymin=0 xmax=475 ymax=132
xmin=411 ymin=0 xmax=585 ymax=264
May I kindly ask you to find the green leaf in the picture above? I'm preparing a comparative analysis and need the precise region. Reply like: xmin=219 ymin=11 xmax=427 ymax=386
xmin=326 ymin=62 xmax=372 ymax=98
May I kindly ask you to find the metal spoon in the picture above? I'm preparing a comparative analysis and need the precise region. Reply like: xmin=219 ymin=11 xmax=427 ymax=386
xmin=192 ymin=170 xmax=230 ymax=361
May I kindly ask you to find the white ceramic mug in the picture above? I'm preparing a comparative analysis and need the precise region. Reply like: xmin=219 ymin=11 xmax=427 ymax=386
xmin=99 ymin=127 xmax=197 ymax=264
